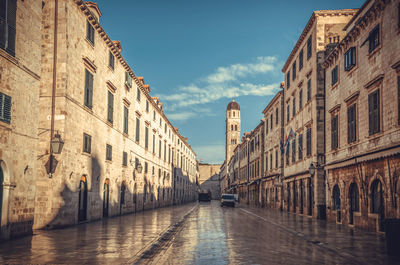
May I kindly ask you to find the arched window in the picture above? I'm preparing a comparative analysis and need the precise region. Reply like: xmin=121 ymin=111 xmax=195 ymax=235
xmin=332 ymin=185 xmax=341 ymax=210
xmin=371 ymin=179 xmax=383 ymax=213
xmin=233 ymin=111 xmax=235 ymax=117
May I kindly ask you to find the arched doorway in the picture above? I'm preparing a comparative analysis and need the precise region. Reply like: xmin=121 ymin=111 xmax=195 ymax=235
xmin=103 ymin=179 xmax=110 ymax=218
xmin=78 ymin=176 xmax=88 ymax=222
xmin=287 ymin=184 xmax=291 ymax=212
xmin=0 ymin=165 xmax=3 ymax=224
xmin=332 ymin=184 xmax=341 ymax=222
xmin=293 ymin=181 xmax=297 ymax=213
xmin=300 ymin=180 xmax=304 ymax=214
xmin=308 ymin=178 xmax=313 ymax=216
xmin=120 ymin=181 xmax=126 ymax=215
xmin=133 ymin=183 xmax=137 ymax=212
xmin=349 ymin=182 xmax=359 ymax=225
xmin=371 ymin=179 xmax=384 ymax=231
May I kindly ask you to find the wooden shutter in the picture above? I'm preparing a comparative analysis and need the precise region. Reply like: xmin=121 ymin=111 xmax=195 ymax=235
xmin=368 ymin=93 xmax=373 ymax=135
xmin=0 ymin=0 xmax=7 ymax=50
xmin=6 ymin=0 xmax=16 ymax=55
xmin=331 ymin=116 xmax=337 ymax=149
xmin=348 ymin=107 xmax=352 ymax=143
xmin=107 ymin=91 xmax=113 ymax=123
xmin=124 ymin=107 xmax=128 ymax=134
xmin=136 ymin=118 xmax=140 ymax=142
xmin=0 ymin=93 xmax=11 ymax=123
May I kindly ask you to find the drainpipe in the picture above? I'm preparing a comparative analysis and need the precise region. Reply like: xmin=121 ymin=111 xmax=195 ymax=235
xmin=49 ymin=0 xmax=58 ymax=177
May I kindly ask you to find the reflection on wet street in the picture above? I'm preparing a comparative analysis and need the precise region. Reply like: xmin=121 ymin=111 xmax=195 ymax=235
xmin=157 ymin=201 xmax=400 ymax=265
xmin=0 ymin=201 xmax=399 ymax=264
xmin=0 ymin=203 xmax=196 ymax=264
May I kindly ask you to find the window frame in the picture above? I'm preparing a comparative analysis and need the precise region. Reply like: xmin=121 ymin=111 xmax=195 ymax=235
xmin=347 ymin=104 xmax=357 ymax=143
xmin=123 ymin=106 xmax=129 ymax=134
xmin=83 ymin=133 xmax=92 ymax=154
xmin=108 ymin=51 xmax=114 ymax=70
xmin=122 ymin=151 xmax=128 ymax=166
xmin=135 ymin=117 xmax=140 ymax=142
xmin=368 ymin=25 xmax=380 ymax=53
xmin=331 ymin=114 xmax=339 ymax=150
xmin=299 ymin=49 xmax=303 ymax=70
xmin=0 ymin=92 xmax=12 ymax=124
xmin=368 ymin=89 xmax=380 ymax=135
xmin=107 ymin=90 xmax=114 ymax=124
xmin=306 ymin=128 xmax=311 ymax=156
xmin=84 ymin=69 xmax=93 ymax=109
xmin=331 ymin=65 xmax=338 ymax=86
xmin=106 ymin=144 xmax=112 ymax=161
xmin=0 ymin=0 xmax=17 ymax=56
xmin=307 ymin=35 xmax=312 ymax=59
xmin=344 ymin=47 xmax=356 ymax=71
xmin=86 ymin=20 xmax=95 ymax=45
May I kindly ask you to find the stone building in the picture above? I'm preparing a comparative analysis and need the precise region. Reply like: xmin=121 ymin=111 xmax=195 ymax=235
xmin=282 ymin=9 xmax=357 ymax=219
xmin=0 ymin=0 xmax=42 ymax=240
xmin=247 ymin=122 xmax=264 ymax=206
xmin=198 ymin=163 xmax=221 ymax=200
xmin=324 ymin=0 xmax=400 ymax=231
xmin=262 ymin=90 xmax=284 ymax=209
xmin=33 ymin=0 xmax=197 ymax=229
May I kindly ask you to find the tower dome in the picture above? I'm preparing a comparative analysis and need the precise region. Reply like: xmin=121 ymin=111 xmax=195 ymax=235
xmin=227 ymin=99 xmax=240 ymax=111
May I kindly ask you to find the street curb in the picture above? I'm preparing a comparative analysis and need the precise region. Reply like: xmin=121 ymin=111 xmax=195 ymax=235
xmin=127 ymin=204 xmax=198 ymax=265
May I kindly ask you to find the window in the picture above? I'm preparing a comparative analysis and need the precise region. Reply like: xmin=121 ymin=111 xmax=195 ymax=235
xmin=269 ymin=113 xmax=274 ymax=130
xmin=298 ymin=134 xmax=303 ymax=160
xmin=231 ymin=124 xmax=233 ymax=131
xmin=159 ymin=140 xmax=162 ymax=158
xmin=122 ymin=151 xmax=127 ymax=166
xmin=107 ymin=91 xmax=114 ymax=123
xmin=307 ymin=79 xmax=311 ymax=102
xmin=106 ymin=144 xmax=112 ymax=161
xmin=136 ymin=118 xmax=140 ymax=142
xmin=160 ymin=118 xmax=162 ymax=127
xmin=123 ymin=106 xmax=129 ymax=134
xmin=125 ymin=72 xmax=132 ymax=88
xmin=292 ymin=97 xmax=296 ymax=117
xmin=347 ymin=104 xmax=357 ymax=143
xmin=266 ymin=155 xmax=269 ymax=171
xmin=287 ymin=104 xmax=290 ymax=122
xmin=235 ymin=124 xmax=238 ymax=131
xmin=368 ymin=25 xmax=380 ymax=53
xmin=299 ymin=49 xmax=303 ymax=70
xmin=146 ymin=100 xmax=149 ymax=112
xmin=164 ymin=123 xmax=167 ymax=133
xmin=152 ymin=166 xmax=155 ymax=175
xmin=266 ymin=119 xmax=268 ymax=134
xmin=344 ymin=47 xmax=356 ymax=71
xmin=0 ymin=0 xmax=16 ymax=56
xmin=292 ymin=62 xmax=296 ymax=80
xmin=86 ymin=20 xmax=95 ymax=45
xmin=292 ymin=139 xmax=296 ymax=163
xmin=286 ymin=71 xmax=291 ymax=89
xmin=152 ymin=134 xmax=155 ymax=153
xmin=368 ymin=90 xmax=380 ymax=135
xmin=307 ymin=35 xmax=312 ymax=59
xmin=233 ymin=111 xmax=235 ymax=117
xmin=0 ymin=92 xmax=11 ymax=123
xmin=145 ymin=162 xmax=148 ymax=173
xmin=331 ymin=115 xmax=338 ymax=150
xmin=275 ymin=150 xmax=278 ymax=168
xmin=137 ymin=87 xmax=141 ymax=101
xmin=286 ymin=142 xmax=290 ymax=165
xmin=84 ymin=69 xmax=93 ymax=109
xmin=168 ymin=147 xmax=171 ymax=164
xmin=306 ymin=128 xmax=311 ymax=156
xmin=145 ymin=127 xmax=149 ymax=149
xmin=109 ymin=51 xmax=114 ymax=70
xmin=270 ymin=154 xmax=273 ymax=170
xmin=299 ymin=89 xmax=303 ymax=109
xmin=153 ymin=110 xmax=156 ymax=121
xmin=83 ymin=133 xmax=91 ymax=153
xmin=331 ymin=66 xmax=338 ymax=86
xmin=276 ymin=108 xmax=279 ymax=125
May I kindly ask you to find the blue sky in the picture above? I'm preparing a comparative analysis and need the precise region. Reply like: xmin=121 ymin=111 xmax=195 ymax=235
xmin=94 ymin=0 xmax=364 ymax=164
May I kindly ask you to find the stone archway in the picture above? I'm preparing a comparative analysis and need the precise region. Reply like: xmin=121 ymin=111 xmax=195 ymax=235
xmin=332 ymin=184 xmax=341 ymax=222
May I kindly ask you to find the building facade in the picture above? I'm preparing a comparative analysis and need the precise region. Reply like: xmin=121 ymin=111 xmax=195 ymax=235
xmin=198 ymin=163 xmax=221 ymax=200
xmin=282 ymin=9 xmax=357 ymax=219
xmin=0 ymin=0 xmax=200 ymax=233
xmin=0 ymin=0 xmax=42 ymax=240
xmin=324 ymin=0 xmax=400 ymax=231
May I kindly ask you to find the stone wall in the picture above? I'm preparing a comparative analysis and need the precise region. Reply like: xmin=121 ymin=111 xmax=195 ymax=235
xmin=0 ymin=0 xmax=42 ymax=240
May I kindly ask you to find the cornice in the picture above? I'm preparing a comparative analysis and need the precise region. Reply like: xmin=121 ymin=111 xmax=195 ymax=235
xmin=262 ymin=90 xmax=282 ymax=114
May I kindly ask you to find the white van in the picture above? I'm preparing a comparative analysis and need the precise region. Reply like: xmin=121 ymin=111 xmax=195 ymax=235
xmin=221 ymin=194 xmax=236 ymax=207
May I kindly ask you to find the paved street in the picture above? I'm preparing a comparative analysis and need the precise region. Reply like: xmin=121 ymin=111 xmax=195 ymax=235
xmin=0 ymin=201 xmax=399 ymax=264
xmin=152 ymin=201 xmax=400 ymax=265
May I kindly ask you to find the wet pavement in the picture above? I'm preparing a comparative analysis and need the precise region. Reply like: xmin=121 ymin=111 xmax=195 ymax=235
xmin=153 ymin=201 xmax=400 ymax=265
xmin=0 ymin=203 xmax=196 ymax=264
xmin=1 ymin=201 xmax=399 ymax=264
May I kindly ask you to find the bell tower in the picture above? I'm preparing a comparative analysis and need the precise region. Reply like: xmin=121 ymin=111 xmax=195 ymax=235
xmin=226 ymin=99 xmax=241 ymax=163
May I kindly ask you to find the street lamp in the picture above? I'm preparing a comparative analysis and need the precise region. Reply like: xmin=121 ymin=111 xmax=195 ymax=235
xmin=309 ymin=163 xmax=316 ymax=176
xmin=50 ymin=132 xmax=64 ymax=154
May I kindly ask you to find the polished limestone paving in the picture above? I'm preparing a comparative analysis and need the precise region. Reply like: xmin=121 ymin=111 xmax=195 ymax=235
xmin=0 ymin=201 xmax=399 ymax=264
xmin=154 ymin=201 xmax=400 ymax=265
xmin=0 ymin=203 xmax=196 ymax=264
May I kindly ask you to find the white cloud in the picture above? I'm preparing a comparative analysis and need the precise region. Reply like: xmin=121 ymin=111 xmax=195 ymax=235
xmin=167 ymin=112 xmax=196 ymax=121
xmin=156 ymin=56 xmax=281 ymax=110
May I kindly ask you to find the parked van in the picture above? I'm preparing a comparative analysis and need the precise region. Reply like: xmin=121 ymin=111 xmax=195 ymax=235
xmin=221 ymin=194 xmax=235 ymax=207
